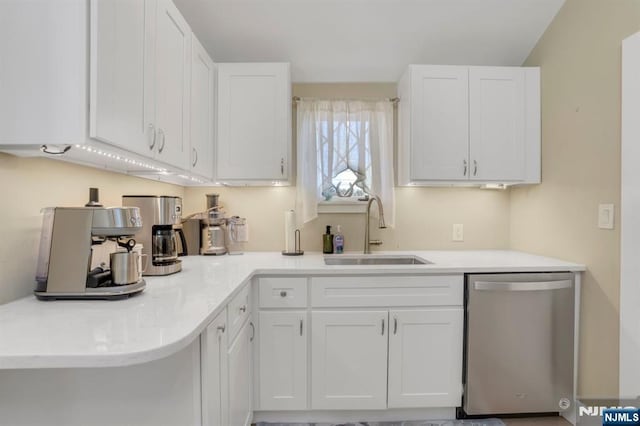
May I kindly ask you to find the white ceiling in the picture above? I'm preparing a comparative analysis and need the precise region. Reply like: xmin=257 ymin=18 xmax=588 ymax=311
xmin=174 ymin=0 xmax=565 ymax=82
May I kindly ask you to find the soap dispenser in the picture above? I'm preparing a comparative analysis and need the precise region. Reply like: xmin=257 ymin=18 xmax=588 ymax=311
xmin=323 ymin=225 xmax=334 ymax=254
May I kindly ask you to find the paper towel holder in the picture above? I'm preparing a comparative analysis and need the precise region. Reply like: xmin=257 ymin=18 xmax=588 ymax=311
xmin=282 ymin=229 xmax=304 ymax=256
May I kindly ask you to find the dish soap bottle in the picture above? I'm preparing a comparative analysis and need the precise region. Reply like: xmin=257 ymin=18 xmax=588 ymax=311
xmin=333 ymin=225 xmax=344 ymax=254
xmin=323 ymin=225 xmax=334 ymax=254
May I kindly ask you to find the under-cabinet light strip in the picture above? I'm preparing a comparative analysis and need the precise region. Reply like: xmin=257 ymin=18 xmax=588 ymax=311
xmin=74 ymin=144 xmax=167 ymax=173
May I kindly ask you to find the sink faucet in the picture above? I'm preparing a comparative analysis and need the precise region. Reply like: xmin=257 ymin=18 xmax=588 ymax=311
xmin=364 ymin=195 xmax=386 ymax=254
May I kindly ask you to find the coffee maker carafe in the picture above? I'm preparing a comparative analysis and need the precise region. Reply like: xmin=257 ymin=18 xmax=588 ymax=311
xmin=122 ymin=196 xmax=186 ymax=276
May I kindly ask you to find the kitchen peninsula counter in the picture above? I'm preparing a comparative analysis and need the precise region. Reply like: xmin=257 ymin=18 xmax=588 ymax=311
xmin=0 ymin=251 xmax=584 ymax=369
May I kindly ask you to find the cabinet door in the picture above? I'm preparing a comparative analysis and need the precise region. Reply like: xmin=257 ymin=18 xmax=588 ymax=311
xmin=216 ymin=63 xmax=291 ymax=181
xmin=311 ymin=311 xmax=388 ymax=410
xmin=410 ymin=66 xmax=469 ymax=181
xmin=469 ymin=67 xmax=526 ymax=182
xmin=189 ymin=35 xmax=215 ymax=179
xmin=155 ymin=0 xmax=190 ymax=169
xmin=89 ymin=0 xmax=155 ymax=156
xmin=0 ymin=0 xmax=86 ymax=145
xmin=388 ymin=309 xmax=463 ymax=408
xmin=201 ymin=311 xmax=228 ymax=426
xmin=258 ymin=311 xmax=307 ymax=410
xmin=228 ymin=318 xmax=253 ymax=426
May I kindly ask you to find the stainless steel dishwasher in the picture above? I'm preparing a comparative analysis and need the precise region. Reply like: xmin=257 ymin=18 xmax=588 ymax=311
xmin=460 ymin=272 xmax=575 ymax=418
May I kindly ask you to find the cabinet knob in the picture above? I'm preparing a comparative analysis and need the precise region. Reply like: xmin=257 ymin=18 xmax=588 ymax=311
xmin=239 ymin=305 xmax=247 ymax=313
xmin=217 ymin=324 xmax=226 ymax=333
xmin=280 ymin=290 xmax=287 ymax=297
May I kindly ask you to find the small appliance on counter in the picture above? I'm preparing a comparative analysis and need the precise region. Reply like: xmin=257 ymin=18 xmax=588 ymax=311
xmin=199 ymin=193 xmax=226 ymax=255
xmin=122 ymin=195 xmax=186 ymax=276
xmin=34 ymin=207 xmax=146 ymax=300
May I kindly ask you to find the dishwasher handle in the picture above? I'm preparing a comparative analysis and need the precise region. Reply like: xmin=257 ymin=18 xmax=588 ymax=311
xmin=474 ymin=280 xmax=572 ymax=291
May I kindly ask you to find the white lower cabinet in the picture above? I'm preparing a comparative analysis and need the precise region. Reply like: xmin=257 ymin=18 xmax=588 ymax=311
xmin=228 ymin=317 xmax=254 ymax=426
xmin=253 ymin=275 xmax=464 ymax=420
xmin=388 ymin=309 xmax=464 ymax=408
xmin=201 ymin=311 xmax=229 ymax=426
xmin=258 ymin=311 xmax=308 ymax=410
xmin=311 ymin=310 xmax=389 ymax=410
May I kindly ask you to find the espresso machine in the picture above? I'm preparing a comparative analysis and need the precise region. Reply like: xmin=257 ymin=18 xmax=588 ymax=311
xmin=122 ymin=196 xmax=186 ymax=276
xmin=34 ymin=207 xmax=146 ymax=300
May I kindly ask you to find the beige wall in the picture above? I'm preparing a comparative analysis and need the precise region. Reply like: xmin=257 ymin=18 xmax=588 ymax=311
xmin=183 ymin=82 xmax=512 ymax=252
xmin=183 ymin=186 xmax=511 ymax=252
xmin=510 ymin=0 xmax=640 ymax=398
xmin=0 ymin=153 xmax=183 ymax=305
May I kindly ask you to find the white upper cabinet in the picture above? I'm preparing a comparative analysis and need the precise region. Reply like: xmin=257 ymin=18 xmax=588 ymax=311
xmin=216 ymin=63 xmax=291 ymax=184
xmin=154 ymin=0 xmax=191 ymax=169
xmin=189 ymin=35 xmax=215 ymax=179
xmin=89 ymin=0 xmax=154 ymax=157
xmin=398 ymin=65 xmax=540 ymax=185
xmin=0 ymin=0 xmax=87 ymax=145
xmin=402 ymin=66 xmax=470 ymax=181
xmin=469 ymin=67 xmax=525 ymax=182
xmin=0 ymin=0 xmax=206 ymax=182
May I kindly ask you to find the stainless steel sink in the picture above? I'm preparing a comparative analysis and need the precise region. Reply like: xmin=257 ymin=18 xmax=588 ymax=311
xmin=323 ymin=255 xmax=431 ymax=265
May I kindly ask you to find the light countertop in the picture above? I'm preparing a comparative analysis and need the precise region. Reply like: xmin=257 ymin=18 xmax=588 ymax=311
xmin=0 ymin=250 xmax=584 ymax=370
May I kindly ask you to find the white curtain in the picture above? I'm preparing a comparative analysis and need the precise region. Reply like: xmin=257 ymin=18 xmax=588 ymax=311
xmin=295 ymin=99 xmax=395 ymax=227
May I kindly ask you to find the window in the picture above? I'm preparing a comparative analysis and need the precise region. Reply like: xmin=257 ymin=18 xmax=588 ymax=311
xmin=296 ymin=99 xmax=396 ymax=226
xmin=318 ymin=118 xmax=371 ymax=201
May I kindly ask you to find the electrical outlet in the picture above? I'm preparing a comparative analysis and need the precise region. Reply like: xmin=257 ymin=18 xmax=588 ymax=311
xmin=598 ymin=204 xmax=614 ymax=229
xmin=452 ymin=224 xmax=464 ymax=242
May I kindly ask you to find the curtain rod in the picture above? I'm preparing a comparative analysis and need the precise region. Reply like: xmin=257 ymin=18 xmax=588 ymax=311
xmin=292 ymin=96 xmax=400 ymax=104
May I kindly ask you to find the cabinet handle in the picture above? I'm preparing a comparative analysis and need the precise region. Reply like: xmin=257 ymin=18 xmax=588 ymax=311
xmin=280 ymin=158 xmax=284 ymax=175
xmin=393 ymin=316 xmax=398 ymax=335
xmin=192 ymin=148 xmax=198 ymax=167
xmin=239 ymin=305 xmax=247 ymax=313
xmin=148 ymin=124 xmax=156 ymax=150
xmin=280 ymin=290 xmax=287 ymax=298
xmin=473 ymin=160 xmax=478 ymax=176
xmin=217 ymin=324 xmax=226 ymax=333
xmin=250 ymin=322 xmax=255 ymax=342
xmin=381 ymin=318 xmax=385 ymax=336
xmin=300 ymin=319 xmax=303 ymax=336
xmin=463 ymin=159 xmax=467 ymax=176
xmin=158 ymin=129 xmax=165 ymax=153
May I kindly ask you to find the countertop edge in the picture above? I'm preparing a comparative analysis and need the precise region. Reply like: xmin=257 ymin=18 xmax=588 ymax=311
xmin=0 ymin=252 xmax=586 ymax=370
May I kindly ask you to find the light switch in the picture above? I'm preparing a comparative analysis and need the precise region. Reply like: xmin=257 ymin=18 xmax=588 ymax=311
xmin=598 ymin=204 xmax=615 ymax=229
xmin=452 ymin=224 xmax=464 ymax=242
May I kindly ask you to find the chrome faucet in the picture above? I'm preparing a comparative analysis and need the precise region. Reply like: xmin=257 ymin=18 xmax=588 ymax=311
xmin=364 ymin=195 xmax=386 ymax=254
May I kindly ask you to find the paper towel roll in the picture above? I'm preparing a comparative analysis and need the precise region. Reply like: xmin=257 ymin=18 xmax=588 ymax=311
xmin=284 ymin=210 xmax=296 ymax=252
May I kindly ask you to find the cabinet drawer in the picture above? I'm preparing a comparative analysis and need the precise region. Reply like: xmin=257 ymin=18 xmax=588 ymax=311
xmin=310 ymin=275 xmax=463 ymax=307
xmin=258 ymin=277 xmax=307 ymax=308
xmin=227 ymin=284 xmax=251 ymax=342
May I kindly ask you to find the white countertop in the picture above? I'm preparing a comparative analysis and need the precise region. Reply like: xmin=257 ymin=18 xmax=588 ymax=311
xmin=0 ymin=250 xmax=584 ymax=370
